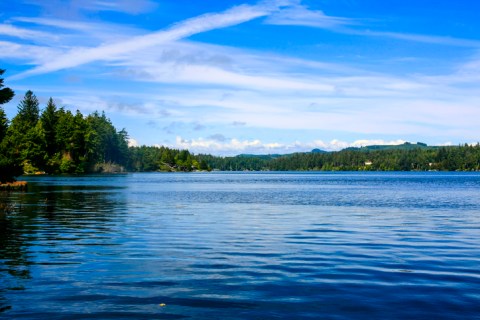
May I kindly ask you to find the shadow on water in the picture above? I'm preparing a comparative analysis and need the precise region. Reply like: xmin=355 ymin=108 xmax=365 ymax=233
xmin=0 ymin=193 xmax=30 ymax=313
xmin=0 ymin=179 xmax=128 ymax=315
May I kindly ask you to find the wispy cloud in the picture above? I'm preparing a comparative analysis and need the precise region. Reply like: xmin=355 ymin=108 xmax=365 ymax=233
xmin=265 ymin=4 xmax=353 ymax=29
xmin=0 ymin=40 xmax=62 ymax=64
xmin=13 ymin=17 xmax=106 ymax=31
xmin=13 ymin=16 xmax=143 ymax=39
xmin=25 ymin=0 xmax=158 ymax=15
xmin=353 ymin=30 xmax=480 ymax=48
xmin=78 ymin=0 xmax=158 ymax=14
xmin=12 ymin=3 xmax=278 ymax=79
xmin=0 ymin=24 xmax=58 ymax=42
xmin=264 ymin=3 xmax=480 ymax=48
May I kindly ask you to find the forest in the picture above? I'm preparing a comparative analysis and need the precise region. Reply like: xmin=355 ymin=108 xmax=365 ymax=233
xmin=0 ymin=69 xmax=207 ymax=183
xmin=198 ymin=143 xmax=480 ymax=172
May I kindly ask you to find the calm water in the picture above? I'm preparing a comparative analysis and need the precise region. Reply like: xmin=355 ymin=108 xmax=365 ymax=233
xmin=1 ymin=172 xmax=480 ymax=319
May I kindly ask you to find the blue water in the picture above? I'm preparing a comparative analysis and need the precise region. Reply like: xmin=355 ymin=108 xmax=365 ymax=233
xmin=1 ymin=172 xmax=480 ymax=319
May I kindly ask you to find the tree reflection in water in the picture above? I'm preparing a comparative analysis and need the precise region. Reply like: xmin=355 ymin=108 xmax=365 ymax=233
xmin=1 ymin=193 xmax=31 ymax=313
xmin=0 ymin=180 xmax=127 ymax=316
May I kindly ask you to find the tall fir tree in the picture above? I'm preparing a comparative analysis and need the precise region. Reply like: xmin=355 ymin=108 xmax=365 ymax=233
xmin=14 ymin=90 xmax=39 ymax=128
xmin=8 ymin=90 xmax=44 ymax=173
xmin=0 ymin=69 xmax=22 ymax=183
xmin=40 ymin=97 xmax=58 ymax=158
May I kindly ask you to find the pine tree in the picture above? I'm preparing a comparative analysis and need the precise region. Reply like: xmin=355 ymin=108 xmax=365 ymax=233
xmin=14 ymin=90 xmax=39 ymax=128
xmin=0 ymin=69 xmax=22 ymax=183
xmin=0 ymin=107 xmax=8 ymax=142
xmin=8 ymin=91 xmax=44 ymax=173
xmin=40 ymin=97 xmax=58 ymax=158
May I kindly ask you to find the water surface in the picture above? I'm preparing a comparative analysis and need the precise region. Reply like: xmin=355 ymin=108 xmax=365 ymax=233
xmin=1 ymin=172 xmax=479 ymax=319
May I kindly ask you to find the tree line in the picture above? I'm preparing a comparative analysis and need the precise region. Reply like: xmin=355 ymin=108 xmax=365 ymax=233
xmin=0 ymin=70 xmax=208 ymax=183
xmin=198 ymin=144 xmax=480 ymax=172
xmin=0 ymin=89 xmax=132 ymax=179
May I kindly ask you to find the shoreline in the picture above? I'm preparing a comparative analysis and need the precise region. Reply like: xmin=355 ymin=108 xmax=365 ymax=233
xmin=0 ymin=181 xmax=28 ymax=191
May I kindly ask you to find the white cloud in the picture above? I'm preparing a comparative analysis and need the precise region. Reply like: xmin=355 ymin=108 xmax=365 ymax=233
xmin=12 ymin=3 xmax=278 ymax=79
xmin=127 ymin=138 xmax=139 ymax=147
xmin=0 ymin=24 xmax=58 ymax=42
xmin=20 ymin=55 xmax=480 ymax=141
xmin=174 ymin=136 xmax=411 ymax=156
xmin=14 ymin=17 xmax=104 ymax=32
xmin=130 ymin=62 xmax=336 ymax=92
xmin=0 ymin=41 xmax=62 ymax=64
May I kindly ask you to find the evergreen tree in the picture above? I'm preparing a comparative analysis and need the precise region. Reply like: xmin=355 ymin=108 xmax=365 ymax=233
xmin=40 ymin=97 xmax=58 ymax=158
xmin=0 ymin=69 xmax=13 ymax=142
xmin=0 ymin=69 xmax=22 ymax=183
xmin=85 ymin=111 xmax=129 ymax=167
xmin=54 ymin=108 xmax=82 ymax=173
xmin=14 ymin=90 xmax=39 ymax=128
xmin=51 ymin=108 xmax=70 ymax=172
xmin=0 ymin=107 xmax=8 ymax=142
xmin=115 ymin=128 xmax=129 ymax=165
xmin=7 ymin=91 xmax=44 ymax=173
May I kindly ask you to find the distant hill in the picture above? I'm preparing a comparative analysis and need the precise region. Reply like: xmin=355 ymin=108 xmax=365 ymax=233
xmin=236 ymin=154 xmax=284 ymax=160
xmin=235 ymin=144 xmax=440 ymax=158
xmin=237 ymin=148 xmax=327 ymax=159
xmin=343 ymin=142 xmax=437 ymax=152
xmin=199 ymin=142 xmax=480 ymax=172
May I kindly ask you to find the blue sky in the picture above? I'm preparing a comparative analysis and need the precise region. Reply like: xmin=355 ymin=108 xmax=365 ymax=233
xmin=1 ymin=0 xmax=480 ymax=155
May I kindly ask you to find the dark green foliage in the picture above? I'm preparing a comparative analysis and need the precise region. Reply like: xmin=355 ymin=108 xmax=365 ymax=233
xmin=46 ymin=108 xmax=131 ymax=174
xmin=40 ymin=98 xmax=58 ymax=158
xmin=14 ymin=90 xmax=39 ymax=128
xmin=128 ymin=146 xmax=208 ymax=172
xmin=6 ymin=91 xmax=45 ymax=173
xmin=0 ymin=88 xmax=205 ymax=176
xmin=196 ymin=154 xmax=269 ymax=171
xmin=0 ymin=107 xmax=8 ymax=142
xmin=0 ymin=69 xmax=14 ymax=105
xmin=0 ymin=70 xmax=21 ymax=183
xmin=344 ymin=142 xmax=433 ymax=152
xmin=0 ymin=152 xmax=23 ymax=183
xmin=0 ymin=68 xmax=207 ymax=178
xmin=0 ymin=70 xmax=11 ymax=141
xmin=85 ymin=112 xmax=129 ymax=168
xmin=201 ymin=144 xmax=480 ymax=172
xmin=0 ymin=86 xmax=132 ymax=175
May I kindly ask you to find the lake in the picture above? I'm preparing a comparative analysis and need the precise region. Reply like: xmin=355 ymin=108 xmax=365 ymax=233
xmin=1 ymin=172 xmax=480 ymax=319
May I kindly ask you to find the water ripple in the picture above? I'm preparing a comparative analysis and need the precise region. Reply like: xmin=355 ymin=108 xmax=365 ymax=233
xmin=1 ymin=172 xmax=480 ymax=319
